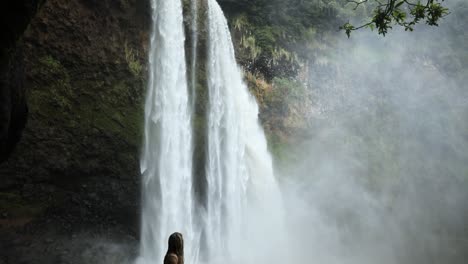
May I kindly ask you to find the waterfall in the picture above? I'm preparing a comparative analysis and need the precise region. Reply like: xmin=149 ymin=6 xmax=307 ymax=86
xmin=190 ymin=0 xmax=198 ymax=110
xmin=204 ymin=0 xmax=283 ymax=262
xmin=138 ymin=0 xmax=196 ymax=263
xmin=138 ymin=0 xmax=283 ymax=263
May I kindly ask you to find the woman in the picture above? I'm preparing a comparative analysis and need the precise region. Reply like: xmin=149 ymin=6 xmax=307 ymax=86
xmin=164 ymin=232 xmax=184 ymax=264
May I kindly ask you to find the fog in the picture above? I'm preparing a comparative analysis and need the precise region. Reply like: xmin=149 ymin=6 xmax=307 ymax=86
xmin=275 ymin=2 xmax=468 ymax=264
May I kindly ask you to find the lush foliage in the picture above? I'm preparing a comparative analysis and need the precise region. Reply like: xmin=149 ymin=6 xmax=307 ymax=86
xmin=264 ymin=77 xmax=307 ymax=112
xmin=221 ymin=0 xmax=351 ymax=79
xmin=341 ymin=0 xmax=449 ymax=37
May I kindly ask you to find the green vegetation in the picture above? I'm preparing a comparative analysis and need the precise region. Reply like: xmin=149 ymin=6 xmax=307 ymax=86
xmin=224 ymin=0 xmax=340 ymax=78
xmin=341 ymin=0 xmax=449 ymax=37
xmin=34 ymin=55 xmax=73 ymax=110
xmin=222 ymin=0 xmax=451 ymax=81
xmin=28 ymin=53 xmax=145 ymax=149
xmin=264 ymin=78 xmax=307 ymax=113
xmin=125 ymin=42 xmax=143 ymax=77
xmin=220 ymin=0 xmax=465 ymax=167
xmin=223 ymin=0 xmax=373 ymax=79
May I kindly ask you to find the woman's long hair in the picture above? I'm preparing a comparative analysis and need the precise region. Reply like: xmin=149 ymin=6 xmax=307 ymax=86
xmin=166 ymin=232 xmax=184 ymax=264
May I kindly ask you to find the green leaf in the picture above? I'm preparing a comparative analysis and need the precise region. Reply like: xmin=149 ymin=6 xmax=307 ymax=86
xmin=395 ymin=1 xmax=405 ymax=8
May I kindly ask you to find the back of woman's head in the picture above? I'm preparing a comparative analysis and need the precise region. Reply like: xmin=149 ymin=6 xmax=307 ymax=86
xmin=167 ymin=232 xmax=184 ymax=259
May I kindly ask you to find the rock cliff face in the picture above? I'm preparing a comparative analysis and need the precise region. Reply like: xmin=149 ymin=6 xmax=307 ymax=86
xmin=0 ymin=0 xmax=44 ymax=163
xmin=0 ymin=0 xmax=150 ymax=262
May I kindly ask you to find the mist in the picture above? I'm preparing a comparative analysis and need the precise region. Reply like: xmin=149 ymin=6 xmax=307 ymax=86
xmin=274 ymin=2 xmax=468 ymax=264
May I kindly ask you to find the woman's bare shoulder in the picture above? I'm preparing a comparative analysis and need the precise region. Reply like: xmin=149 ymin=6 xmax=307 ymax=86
xmin=164 ymin=253 xmax=179 ymax=264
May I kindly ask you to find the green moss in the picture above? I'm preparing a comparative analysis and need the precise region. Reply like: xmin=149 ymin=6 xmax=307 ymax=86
xmin=31 ymin=55 xmax=73 ymax=110
xmin=124 ymin=42 xmax=143 ymax=78
xmin=39 ymin=55 xmax=62 ymax=70
xmin=28 ymin=54 xmax=145 ymax=149
xmin=75 ymin=97 xmax=143 ymax=147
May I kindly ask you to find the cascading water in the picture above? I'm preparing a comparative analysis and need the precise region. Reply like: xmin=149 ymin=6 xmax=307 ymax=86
xmin=138 ymin=0 xmax=196 ymax=263
xmin=190 ymin=0 xmax=198 ymax=110
xmin=203 ymin=0 xmax=284 ymax=262
xmin=138 ymin=0 xmax=283 ymax=263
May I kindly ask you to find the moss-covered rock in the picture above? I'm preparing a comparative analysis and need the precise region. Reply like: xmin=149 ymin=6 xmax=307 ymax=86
xmin=0 ymin=0 xmax=149 ymax=240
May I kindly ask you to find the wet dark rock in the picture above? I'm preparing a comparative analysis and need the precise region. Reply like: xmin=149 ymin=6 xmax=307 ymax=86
xmin=0 ymin=0 xmax=43 ymax=163
xmin=0 ymin=0 xmax=148 ymax=263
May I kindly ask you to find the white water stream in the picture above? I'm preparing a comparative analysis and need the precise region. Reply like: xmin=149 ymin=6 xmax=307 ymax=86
xmin=138 ymin=0 xmax=196 ymax=263
xmin=138 ymin=0 xmax=283 ymax=263
xmin=203 ymin=0 xmax=283 ymax=262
